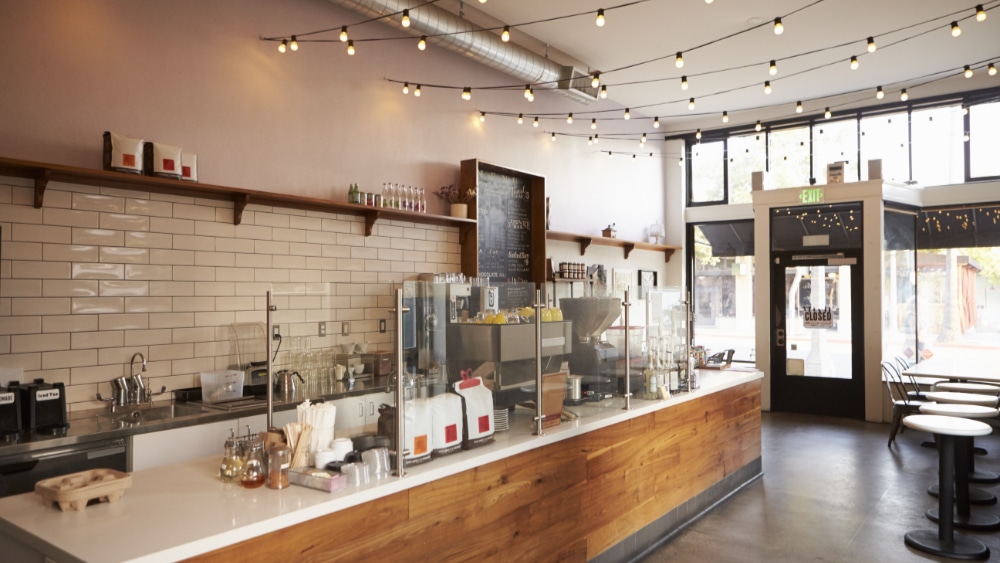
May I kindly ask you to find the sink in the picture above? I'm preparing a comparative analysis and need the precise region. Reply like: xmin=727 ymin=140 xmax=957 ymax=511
xmin=100 ymin=403 xmax=208 ymax=425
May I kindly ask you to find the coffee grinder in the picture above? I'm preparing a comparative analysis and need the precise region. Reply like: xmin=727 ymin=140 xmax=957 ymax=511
xmin=559 ymin=297 xmax=622 ymax=397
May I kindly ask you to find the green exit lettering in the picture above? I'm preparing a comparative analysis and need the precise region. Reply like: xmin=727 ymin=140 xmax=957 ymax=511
xmin=799 ymin=188 xmax=824 ymax=204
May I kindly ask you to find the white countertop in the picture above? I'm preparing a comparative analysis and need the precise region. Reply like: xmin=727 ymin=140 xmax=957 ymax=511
xmin=0 ymin=369 xmax=761 ymax=563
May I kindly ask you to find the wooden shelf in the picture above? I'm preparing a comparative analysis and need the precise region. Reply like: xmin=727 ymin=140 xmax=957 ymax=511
xmin=546 ymin=230 xmax=680 ymax=262
xmin=0 ymin=156 xmax=476 ymax=235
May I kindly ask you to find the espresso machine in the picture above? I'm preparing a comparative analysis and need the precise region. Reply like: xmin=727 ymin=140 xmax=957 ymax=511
xmin=559 ymin=297 xmax=622 ymax=396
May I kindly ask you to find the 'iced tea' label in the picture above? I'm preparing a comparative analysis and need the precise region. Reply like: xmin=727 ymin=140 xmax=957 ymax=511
xmin=36 ymin=389 xmax=60 ymax=402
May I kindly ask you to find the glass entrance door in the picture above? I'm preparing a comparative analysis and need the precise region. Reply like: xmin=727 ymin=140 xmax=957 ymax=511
xmin=771 ymin=253 xmax=864 ymax=418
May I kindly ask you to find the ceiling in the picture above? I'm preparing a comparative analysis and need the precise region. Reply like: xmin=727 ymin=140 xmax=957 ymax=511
xmin=431 ymin=0 xmax=999 ymax=133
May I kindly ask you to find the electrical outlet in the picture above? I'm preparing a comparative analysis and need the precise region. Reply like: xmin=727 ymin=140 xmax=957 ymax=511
xmin=318 ymin=322 xmax=326 ymax=337
xmin=272 ymin=325 xmax=281 ymax=340
xmin=379 ymin=319 xmax=386 ymax=333
xmin=342 ymin=321 xmax=350 ymax=336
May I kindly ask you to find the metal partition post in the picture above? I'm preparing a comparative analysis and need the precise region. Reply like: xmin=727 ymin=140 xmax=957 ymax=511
xmin=623 ymin=289 xmax=631 ymax=411
xmin=533 ymin=289 xmax=544 ymax=436
xmin=265 ymin=291 xmax=277 ymax=430
xmin=391 ymin=288 xmax=409 ymax=477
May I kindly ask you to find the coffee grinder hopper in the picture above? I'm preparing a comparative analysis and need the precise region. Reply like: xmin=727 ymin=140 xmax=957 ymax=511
xmin=559 ymin=297 xmax=622 ymax=379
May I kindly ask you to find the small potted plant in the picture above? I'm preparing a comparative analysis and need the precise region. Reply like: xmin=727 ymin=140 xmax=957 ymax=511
xmin=436 ymin=184 xmax=476 ymax=218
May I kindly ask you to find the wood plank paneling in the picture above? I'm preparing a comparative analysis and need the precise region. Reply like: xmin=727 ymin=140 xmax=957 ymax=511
xmin=188 ymin=382 xmax=761 ymax=563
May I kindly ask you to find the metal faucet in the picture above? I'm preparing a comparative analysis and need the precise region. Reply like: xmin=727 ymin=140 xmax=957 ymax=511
xmin=130 ymin=352 xmax=148 ymax=405
xmin=97 ymin=352 xmax=167 ymax=412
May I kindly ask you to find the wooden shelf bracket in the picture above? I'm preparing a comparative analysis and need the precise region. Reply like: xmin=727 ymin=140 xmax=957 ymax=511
xmin=233 ymin=193 xmax=249 ymax=226
xmin=623 ymin=242 xmax=636 ymax=259
xmin=33 ymin=168 xmax=51 ymax=209
xmin=364 ymin=210 xmax=380 ymax=237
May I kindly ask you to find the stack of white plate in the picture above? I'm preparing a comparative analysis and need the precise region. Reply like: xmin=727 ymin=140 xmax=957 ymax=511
xmin=493 ymin=407 xmax=509 ymax=432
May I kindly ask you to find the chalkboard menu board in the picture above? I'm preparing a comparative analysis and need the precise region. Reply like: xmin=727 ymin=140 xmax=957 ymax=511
xmin=460 ymin=160 xmax=546 ymax=309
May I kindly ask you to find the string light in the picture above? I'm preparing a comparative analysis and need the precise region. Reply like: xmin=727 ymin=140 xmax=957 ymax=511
xmin=596 ymin=8 xmax=606 ymax=27
xmin=290 ymin=36 xmax=298 ymax=51
xmin=533 ymin=117 xmax=539 ymax=127
xmin=706 ymin=0 xmax=713 ymax=3
xmin=592 ymin=119 xmax=598 ymax=130
xmin=624 ymin=108 xmax=631 ymax=120
xmin=990 ymin=63 xmax=997 ymax=76
xmin=722 ymin=111 xmax=729 ymax=123
xmin=551 ymin=132 xmax=557 ymax=141
xmin=681 ymin=76 xmax=689 ymax=90
xmin=951 ymin=21 xmax=962 ymax=37
xmin=755 ymin=120 xmax=762 ymax=132
xmin=600 ymin=85 xmax=608 ymax=99
xmin=653 ymin=116 xmax=660 ymax=128
xmin=414 ymin=84 xmax=421 ymax=97
xmin=964 ymin=65 xmax=973 ymax=78
xmin=418 ymin=36 xmax=427 ymax=50
xmin=340 ymin=26 xmax=348 ymax=42
xmin=688 ymin=98 xmax=695 ymax=110
xmin=695 ymin=129 xmax=702 ymax=140
xmin=524 ymin=85 xmax=531 ymax=99
xmin=480 ymin=112 xmax=486 ymax=123
xmin=517 ymin=113 xmax=523 ymax=125
xmin=867 ymin=37 xmax=877 ymax=53
xmin=774 ymin=17 xmax=784 ymax=35
xmin=764 ymin=81 xmax=772 ymax=94
xmin=964 ymin=131 xmax=971 ymax=142
xmin=824 ymin=107 xmax=832 ymax=119
xmin=976 ymin=4 xmax=987 ymax=21
xmin=401 ymin=9 xmax=411 ymax=28
xmin=675 ymin=52 xmax=684 ymax=69
xmin=769 ymin=60 xmax=777 ymax=76
xmin=567 ymin=113 xmax=574 ymax=124
xmin=876 ymin=86 xmax=884 ymax=99
xmin=278 ymin=40 xmax=287 ymax=54
xmin=610 ymin=151 xmax=614 ymax=158
xmin=678 ymin=158 xmax=684 ymax=167
xmin=347 ymin=40 xmax=355 ymax=55
xmin=588 ymin=136 xmax=593 ymax=146
xmin=461 ymin=87 xmax=472 ymax=101
xmin=502 ymin=26 xmax=510 ymax=42
xmin=900 ymin=88 xmax=909 ymax=101
xmin=402 ymin=82 xmax=409 ymax=95
xmin=592 ymin=73 xmax=600 ymax=88
xmin=850 ymin=56 xmax=859 ymax=70
xmin=796 ymin=101 xmax=803 ymax=113
xmin=594 ymin=134 xmax=599 ymax=143
xmin=641 ymin=132 xmax=647 ymax=144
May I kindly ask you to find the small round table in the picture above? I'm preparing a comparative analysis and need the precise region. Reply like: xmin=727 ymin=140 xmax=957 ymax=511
xmin=903 ymin=414 xmax=991 ymax=560
xmin=925 ymin=391 xmax=999 ymax=407
xmin=935 ymin=382 xmax=1000 ymax=395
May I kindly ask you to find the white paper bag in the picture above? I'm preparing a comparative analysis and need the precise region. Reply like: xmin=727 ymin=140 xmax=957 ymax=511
xmin=430 ymin=393 xmax=464 ymax=456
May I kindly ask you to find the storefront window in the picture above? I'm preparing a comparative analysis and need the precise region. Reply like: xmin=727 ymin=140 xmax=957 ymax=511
xmin=861 ymin=113 xmax=909 ymax=183
xmin=883 ymin=209 xmax=917 ymax=365
xmin=911 ymin=105 xmax=964 ymax=187
xmin=969 ymin=101 xmax=1000 ymax=179
xmin=813 ymin=119 xmax=858 ymax=183
xmin=768 ymin=126 xmax=810 ymax=189
xmin=728 ymin=134 xmax=766 ymax=204
xmin=690 ymin=140 xmax=725 ymax=204
xmin=690 ymin=221 xmax=755 ymax=362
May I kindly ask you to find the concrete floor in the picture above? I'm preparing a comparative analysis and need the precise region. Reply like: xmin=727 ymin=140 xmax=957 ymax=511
xmin=642 ymin=412 xmax=1000 ymax=562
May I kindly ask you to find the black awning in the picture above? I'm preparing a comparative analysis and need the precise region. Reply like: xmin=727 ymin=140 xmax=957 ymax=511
xmin=696 ymin=221 xmax=755 ymax=257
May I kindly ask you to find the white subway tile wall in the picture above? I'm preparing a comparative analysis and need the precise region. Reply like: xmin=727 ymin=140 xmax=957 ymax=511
xmin=0 ymin=181 xmax=461 ymax=411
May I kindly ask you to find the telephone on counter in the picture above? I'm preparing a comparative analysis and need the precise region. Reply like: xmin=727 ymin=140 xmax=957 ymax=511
xmin=704 ymin=349 xmax=735 ymax=369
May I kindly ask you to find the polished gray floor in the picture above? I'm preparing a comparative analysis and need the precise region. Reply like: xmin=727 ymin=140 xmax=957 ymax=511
xmin=642 ymin=412 xmax=1000 ymax=562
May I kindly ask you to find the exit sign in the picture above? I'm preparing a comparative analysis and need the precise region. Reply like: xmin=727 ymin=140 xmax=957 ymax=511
xmin=799 ymin=187 xmax=824 ymax=204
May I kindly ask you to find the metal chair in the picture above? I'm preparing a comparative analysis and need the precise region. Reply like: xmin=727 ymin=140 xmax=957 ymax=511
xmin=895 ymin=355 xmax=928 ymax=401
xmin=885 ymin=360 xmax=933 ymax=447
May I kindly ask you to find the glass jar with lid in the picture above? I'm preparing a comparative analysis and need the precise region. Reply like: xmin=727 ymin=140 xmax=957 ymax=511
xmin=267 ymin=444 xmax=291 ymax=489
xmin=239 ymin=440 xmax=266 ymax=489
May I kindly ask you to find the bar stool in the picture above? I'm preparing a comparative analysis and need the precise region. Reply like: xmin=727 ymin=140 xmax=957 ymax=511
xmin=919 ymin=404 xmax=1000 ymax=531
xmin=903 ymin=414 xmax=991 ymax=560
xmin=924 ymin=391 xmax=999 ymax=408
xmin=934 ymin=382 xmax=1000 ymax=395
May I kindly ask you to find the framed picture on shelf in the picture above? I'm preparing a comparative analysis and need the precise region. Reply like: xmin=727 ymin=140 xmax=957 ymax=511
xmin=638 ymin=269 xmax=657 ymax=300
xmin=612 ymin=269 xmax=632 ymax=300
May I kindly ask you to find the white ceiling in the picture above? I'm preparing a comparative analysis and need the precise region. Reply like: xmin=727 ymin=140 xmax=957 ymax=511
xmin=458 ymin=0 xmax=1000 ymax=132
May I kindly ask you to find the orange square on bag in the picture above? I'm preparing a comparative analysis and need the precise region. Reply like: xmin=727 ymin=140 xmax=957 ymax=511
xmin=414 ymin=435 xmax=428 ymax=455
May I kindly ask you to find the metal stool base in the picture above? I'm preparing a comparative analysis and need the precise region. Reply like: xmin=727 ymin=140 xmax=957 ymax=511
xmin=928 ymin=484 xmax=997 ymax=505
xmin=927 ymin=507 xmax=1000 ymax=530
xmin=904 ymin=529 xmax=989 ymax=560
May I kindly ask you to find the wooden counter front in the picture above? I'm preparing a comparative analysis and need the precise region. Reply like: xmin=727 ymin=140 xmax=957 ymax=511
xmin=190 ymin=381 xmax=761 ymax=562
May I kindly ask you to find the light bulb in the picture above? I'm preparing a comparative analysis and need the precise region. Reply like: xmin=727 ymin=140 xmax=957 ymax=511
xmin=976 ymin=4 xmax=986 ymax=21
xmin=340 ymin=26 xmax=348 ymax=42
xmin=681 ymin=76 xmax=688 ymax=90
xmin=769 ymin=60 xmax=777 ymax=75
xmin=592 ymin=119 xmax=598 ymax=130
xmin=524 ymin=85 xmax=531 ymax=99
xmin=649 ymin=153 xmax=654 ymax=158
xmin=402 ymin=82 xmax=409 ymax=95
xmin=688 ymin=98 xmax=695 ymax=110
xmin=695 ymin=129 xmax=702 ymax=140
xmin=533 ymin=117 xmax=539 ymax=128
xmin=989 ymin=63 xmax=997 ymax=76
xmin=588 ymin=137 xmax=593 ymax=146
xmin=774 ymin=17 xmax=783 ymax=35
xmin=610 ymin=152 xmax=614 ymax=159
xmin=722 ymin=111 xmax=729 ymax=123
xmin=678 ymin=158 xmax=684 ymax=167
xmin=706 ymin=0 xmax=713 ymax=3
xmin=517 ymin=113 xmax=524 ymax=125
xmin=551 ymin=133 xmax=557 ymax=142
xmin=876 ymin=86 xmax=884 ymax=99
xmin=755 ymin=121 xmax=762 ymax=132
xmin=596 ymin=9 xmax=605 ymax=27
xmin=418 ymin=36 xmax=427 ymax=50
xmin=502 ymin=26 xmax=510 ymax=42
xmin=567 ymin=113 xmax=573 ymax=124
xmin=675 ymin=52 xmax=684 ymax=68
xmin=290 ymin=36 xmax=298 ymax=51
xmin=764 ymin=81 xmax=772 ymax=94
xmin=278 ymin=40 xmax=287 ymax=54
xmin=900 ymin=89 xmax=908 ymax=101
xmin=964 ymin=132 xmax=971 ymax=142
xmin=402 ymin=9 xmax=411 ymax=28
xmin=653 ymin=116 xmax=660 ymax=128
xmin=824 ymin=107 xmax=831 ymax=119
xmin=624 ymin=108 xmax=631 ymax=120
xmin=414 ymin=85 xmax=421 ymax=97
xmin=592 ymin=73 xmax=600 ymax=88
xmin=461 ymin=87 xmax=471 ymax=101
xmin=347 ymin=40 xmax=355 ymax=55
xmin=527 ymin=89 xmax=534 ymax=102
xmin=951 ymin=21 xmax=962 ymax=37
xmin=641 ymin=132 xmax=647 ymax=143
xmin=600 ymin=85 xmax=608 ymax=99
xmin=964 ymin=65 xmax=973 ymax=78
xmin=850 ymin=56 xmax=859 ymax=70
xmin=796 ymin=101 xmax=803 ymax=113
xmin=594 ymin=134 xmax=599 ymax=144
xmin=867 ymin=37 xmax=877 ymax=53
xmin=480 ymin=112 xmax=486 ymax=123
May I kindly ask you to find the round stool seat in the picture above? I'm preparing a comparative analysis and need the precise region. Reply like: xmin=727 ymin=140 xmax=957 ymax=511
xmin=903 ymin=414 xmax=992 ymax=436
xmin=920 ymin=404 xmax=999 ymax=418
xmin=935 ymin=382 xmax=1000 ymax=395
xmin=923 ymin=392 xmax=999 ymax=408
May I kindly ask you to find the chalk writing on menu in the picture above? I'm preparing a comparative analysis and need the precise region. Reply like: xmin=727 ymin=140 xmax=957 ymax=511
xmin=477 ymin=167 xmax=533 ymax=308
